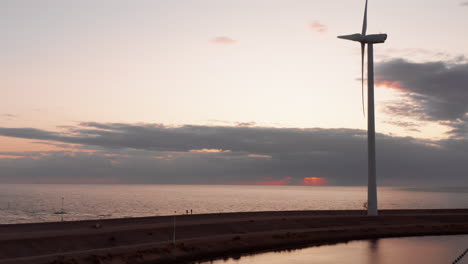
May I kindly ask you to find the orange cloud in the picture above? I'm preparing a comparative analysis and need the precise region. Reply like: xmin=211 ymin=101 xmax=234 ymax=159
xmin=302 ymin=177 xmax=327 ymax=186
xmin=309 ymin=21 xmax=328 ymax=33
xmin=247 ymin=154 xmax=272 ymax=158
xmin=0 ymin=154 xmax=25 ymax=159
xmin=211 ymin=36 xmax=237 ymax=45
xmin=189 ymin=149 xmax=230 ymax=153
xmin=375 ymin=80 xmax=407 ymax=92
xmin=0 ymin=137 xmax=70 ymax=153
xmin=151 ymin=154 xmax=175 ymax=161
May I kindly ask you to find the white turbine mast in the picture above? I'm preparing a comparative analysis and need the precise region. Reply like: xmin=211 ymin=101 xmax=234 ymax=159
xmin=338 ymin=0 xmax=387 ymax=216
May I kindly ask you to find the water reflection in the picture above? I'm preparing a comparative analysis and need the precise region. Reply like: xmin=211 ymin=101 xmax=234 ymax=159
xmin=1 ymin=184 xmax=468 ymax=224
xmin=202 ymin=235 xmax=468 ymax=264
xmin=368 ymin=239 xmax=380 ymax=264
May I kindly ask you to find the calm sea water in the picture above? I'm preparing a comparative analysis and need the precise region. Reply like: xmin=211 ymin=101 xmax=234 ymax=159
xmin=202 ymin=235 xmax=468 ymax=264
xmin=0 ymin=184 xmax=467 ymax=224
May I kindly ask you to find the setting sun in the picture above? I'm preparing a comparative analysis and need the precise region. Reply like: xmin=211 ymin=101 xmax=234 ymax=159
xmin=302 ymin=177 xmax=328 ymax=186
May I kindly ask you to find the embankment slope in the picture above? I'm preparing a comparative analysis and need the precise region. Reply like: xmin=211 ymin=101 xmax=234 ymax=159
xmin=1 ymin=209 xmax=468 ymax=264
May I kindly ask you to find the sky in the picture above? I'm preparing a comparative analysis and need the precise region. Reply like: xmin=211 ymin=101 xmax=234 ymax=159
xmin=1 ymin=0 xmax=468 ymax=186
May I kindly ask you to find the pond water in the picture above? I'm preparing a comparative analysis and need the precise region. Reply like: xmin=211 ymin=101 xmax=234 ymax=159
xmin=202 ymin=235 xmax=468 ymax=264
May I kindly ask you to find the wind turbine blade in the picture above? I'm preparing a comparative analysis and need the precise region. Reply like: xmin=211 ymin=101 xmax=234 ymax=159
xmin=361 ymin=43 xmax=366 ymax=117
xmin=362 ymin=0 xmax=368 ymax=36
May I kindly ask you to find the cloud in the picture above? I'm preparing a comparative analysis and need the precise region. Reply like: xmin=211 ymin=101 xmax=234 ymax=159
xmin=376 ymin=59 xmax=468 ymax=122
xmin=236 ymin=121 xmax=256 ymax=127
xmin=211 ymin=36 xmax=237 ymax=45
xmin=445 ymin=115 xmax=468 ymax=139
xmin=309 ymin=21 xmax=328 ymax=33
xmin=2 ymin=114 xmax=17 ymax=117
xmin=1 ymin=114 xmax=18 ymax=120
xmin=383 ymin=120 xmax=421 ymax=133
xmin=379 ymin=48 xmax=458 ymax=63
xmin=0 ymin=123 xmax=468 ymax=186
xmin=234 ymin=176 xmax=293 ymax=186
xmin=189 ymin=149 xmax=230 ymax=153
xmin=0 ymin=127 xmax=62 ymax=141
xmin=0 ymin=123 xmax=361 ymax=154
xmin=247 ymin=154 xmax=272 ymax=158
xmin=461 ymin=1 xmax=468 ymax=6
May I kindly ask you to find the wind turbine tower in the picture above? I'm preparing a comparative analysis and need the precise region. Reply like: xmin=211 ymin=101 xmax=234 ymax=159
xmin=338 ymin=0 xmax=387 ymax=216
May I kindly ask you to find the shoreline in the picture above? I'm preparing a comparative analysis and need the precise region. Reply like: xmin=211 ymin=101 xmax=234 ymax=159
xmin=1 ymin=209 xmax=468 ymax=264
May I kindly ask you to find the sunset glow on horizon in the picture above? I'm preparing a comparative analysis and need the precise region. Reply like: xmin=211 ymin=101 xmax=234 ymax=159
xmin=1 ymin=0 xmax=468 ymax=185
xmin=302 ymin=177 xmax=328 ymax=186
xmin=232 ymin=177 xmax=329 ymax=186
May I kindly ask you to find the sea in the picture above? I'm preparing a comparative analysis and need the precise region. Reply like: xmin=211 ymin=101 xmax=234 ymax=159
xmin=0 ymin=184 xmax=467 ymax=224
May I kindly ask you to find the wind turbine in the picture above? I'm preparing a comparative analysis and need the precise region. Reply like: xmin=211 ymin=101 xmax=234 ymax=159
xmin=338 ymin=0 xmax=387 ymax=216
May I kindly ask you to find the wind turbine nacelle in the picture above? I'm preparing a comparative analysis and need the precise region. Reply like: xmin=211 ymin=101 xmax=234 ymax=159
xmin=338 ymin=33 xmax=387 ymax=44
xmin=363 ymin=34 xmax=387 ymax=44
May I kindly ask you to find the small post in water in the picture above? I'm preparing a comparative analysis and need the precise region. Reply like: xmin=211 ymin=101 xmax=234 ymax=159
xmin=173 ymin=211 xmax=176 ymax=244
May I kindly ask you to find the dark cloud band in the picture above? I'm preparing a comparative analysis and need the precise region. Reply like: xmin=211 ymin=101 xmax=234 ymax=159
xmin=376 ymin=59 xmax=468 ymax=122
xmin=0 ymin=123 xmax=467 ymax=186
